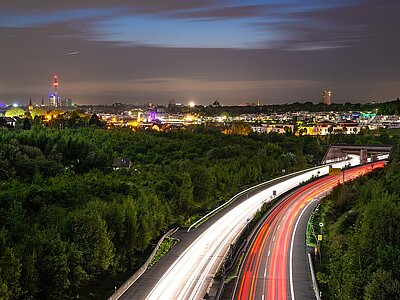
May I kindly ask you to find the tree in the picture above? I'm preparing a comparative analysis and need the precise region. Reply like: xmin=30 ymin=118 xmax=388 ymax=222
xmin=36 ymin=230 xmax=71 ymax=299
xmin=365 ymin=270 xmax=400 ymax=300
xmin=0 ymin=247 xmax=22 ymax=299
xmin=5 ymin=107 xmax=25 ymax=118
xmin=88 ymin=114 xmax=103 ymax=127
xmin=224 ymin=122 xmax=252 ymax=135
xmin=30 ymin=108 xmax=47 ymax=119
xmin=178 ymin=173 xmax=195 ymax=215
xmin=190 ymin=166 xmax=215 ymax=206
xmin=22 ymin=117 xmax=31 ymax=130
xmin=68 ymin=209 xmax=115 ymax=277
xmin=48 ymin=108 xmax=64 ymax=118
xmin=66 ymin=243 xmax=89 ymax=294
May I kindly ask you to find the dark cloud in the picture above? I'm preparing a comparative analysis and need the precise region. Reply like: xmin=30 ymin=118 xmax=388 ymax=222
xmin=0 ymin=0 xmax=399 ymax=104
xmin=0 ymin=0 xmax=220 ymax=13
xmin=278 ymin=0 xmax=400 ymax=50
xmin=169 ymin=4 xmax=283 ymax=20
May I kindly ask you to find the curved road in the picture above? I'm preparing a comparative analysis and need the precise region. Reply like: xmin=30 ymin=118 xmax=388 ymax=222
xmin=120 ymin=156 xmax=362 ymax=300
xmin=233 ymin=161 xmax=385 ymax=300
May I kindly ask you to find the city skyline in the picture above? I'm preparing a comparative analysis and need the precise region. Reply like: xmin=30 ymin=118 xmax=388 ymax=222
xmin=1 ymin=0 xmax=399 ymax=105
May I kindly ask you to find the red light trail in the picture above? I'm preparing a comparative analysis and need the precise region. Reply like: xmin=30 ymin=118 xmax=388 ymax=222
xmin=235 ymin=162 xmax=385 ymax=300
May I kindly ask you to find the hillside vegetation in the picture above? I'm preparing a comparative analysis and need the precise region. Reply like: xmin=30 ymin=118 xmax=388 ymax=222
xmin=0 ymin=126 xmax=398 ymax=299
xmin=0 ymin=127 xmax=323 ymax=299
xmin=316 ymin=162 xmax=400 ymax=299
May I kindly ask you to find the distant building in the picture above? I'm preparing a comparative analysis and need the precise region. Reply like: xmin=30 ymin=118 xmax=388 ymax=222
xmin=59 ymin=98 xmax=72 ymax=107
xmin=28 ymin=98 xmax=33 ymax=111
xmin=168 ymin=99 xmax=176 ymax=107
xmin=157 ymin=106 xmax=166 ymax=113
xmin=49 ymin=94 xmax=58 ymax=107
xmin=113 ymin=102 xmax=124 ymax=108
xmin=2 ymin=117 xmax=16 ymax=128
xmin=321 ymin=90 xmax=332 ymax=105
xmin=211 ymin=100 xmax=221 ymax=107
xmin=112 ymin=158 xmax=132 ymax=171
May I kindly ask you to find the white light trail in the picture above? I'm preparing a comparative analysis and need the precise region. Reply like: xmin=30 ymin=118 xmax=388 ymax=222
xmin=144 ymin=155 xmax=362 ymax=300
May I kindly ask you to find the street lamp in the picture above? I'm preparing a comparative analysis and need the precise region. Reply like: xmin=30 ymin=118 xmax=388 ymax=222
xmin=318 ymin=222 xmax=324 ymax=262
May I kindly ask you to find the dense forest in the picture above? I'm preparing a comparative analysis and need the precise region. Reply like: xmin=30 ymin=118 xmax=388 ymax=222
xmin=0 ymin=127 xmax=327 ymax=299
xmin=315 ymin=135 xmax=400 ymax=299
xmin=0 ymin=125 xmax=398 ymax=299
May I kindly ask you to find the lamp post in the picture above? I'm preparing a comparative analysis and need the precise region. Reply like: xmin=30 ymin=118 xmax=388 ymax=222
xmin=318 ymin=222 xmax=324 ymax=262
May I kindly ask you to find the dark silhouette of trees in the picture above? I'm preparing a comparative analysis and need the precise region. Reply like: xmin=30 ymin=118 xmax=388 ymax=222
xmin=22 ymin=118 xmax=31 ymax=130
xmin=0 ymin=126 xmax=398 ymax=299
xmin=316 ymin=161 xmax=400 ymax=299
xmin=88 ymin=114 xmax=104 ymax=127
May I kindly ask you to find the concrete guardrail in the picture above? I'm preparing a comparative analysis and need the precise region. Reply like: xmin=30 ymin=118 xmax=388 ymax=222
xmin=108 ymin=227 xmax=179 ymax=300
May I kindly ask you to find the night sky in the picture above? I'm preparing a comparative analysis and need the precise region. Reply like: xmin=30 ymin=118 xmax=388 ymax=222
xmin=1 ymin=0 xmax=399 ymax=105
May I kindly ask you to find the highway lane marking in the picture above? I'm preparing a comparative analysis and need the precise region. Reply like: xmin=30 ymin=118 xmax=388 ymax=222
xmin=148 ymin=202 xmax=255 ymax=300
xmin=184 ymin=208 xmax=257 ymax=300
xmin=186 ymin=196 xmax=279 ymax=300
xmin=175 ymin=286 xmax=183 ymax=298
xmin=289 ymin=196 xmax=318 ymax=300
xmin=145 ymin=162 xmax=378 ymax=300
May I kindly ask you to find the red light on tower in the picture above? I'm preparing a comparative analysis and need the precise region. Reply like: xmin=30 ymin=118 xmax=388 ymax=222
xmin=51 ymin=75 xmax=59 ymax=107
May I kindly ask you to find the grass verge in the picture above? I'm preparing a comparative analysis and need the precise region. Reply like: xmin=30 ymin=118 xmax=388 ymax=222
xmin=306 ymin=208 xmax=318 ymax=249
xmin=148 ymin=236 xmax=180 ymax=268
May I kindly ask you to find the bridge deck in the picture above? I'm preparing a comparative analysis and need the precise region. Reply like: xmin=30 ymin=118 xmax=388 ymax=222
xmin=321 ymin=144 xmax=392 ymax=164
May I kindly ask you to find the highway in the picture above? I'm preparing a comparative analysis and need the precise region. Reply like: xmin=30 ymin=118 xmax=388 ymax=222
xmin=233 ymin=161 xmax=385 ymax=300
xmin=123 ymin=156 xmax=363 ymax=300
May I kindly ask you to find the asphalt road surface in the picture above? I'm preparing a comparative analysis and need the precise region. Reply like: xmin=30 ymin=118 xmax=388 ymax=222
xmin=233 ymin=161 xmax=384 ymax=300
xmin=120 ymin=156 xmax=362 ymax=300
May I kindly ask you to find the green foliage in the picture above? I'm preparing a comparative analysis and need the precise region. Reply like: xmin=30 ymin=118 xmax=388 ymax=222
xmin=68 ymin=209 xmax=115 ymax=276
xmin=149 ymin=237 xmax=179 ymax=267
xmin=0 ymin=127 xmax=397 ymax=299
xmin=5 ymin=107 xmax=25 ymax=118
xmin=315 ymin=162 xmax=400 ymax=299
xmin=364 ymin=269 xmax=400 ymax=300
xmin=0 ymin=247 xmax=22 ymax=299
xmin=29 ymin=108 xmax=47 ymax=120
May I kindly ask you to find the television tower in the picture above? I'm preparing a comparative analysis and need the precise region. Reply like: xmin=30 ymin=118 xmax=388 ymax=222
xmin=49 ymin=75 xmax=59 ymax=107
xmin=54 ymin=75 xmax=58 ymax=106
